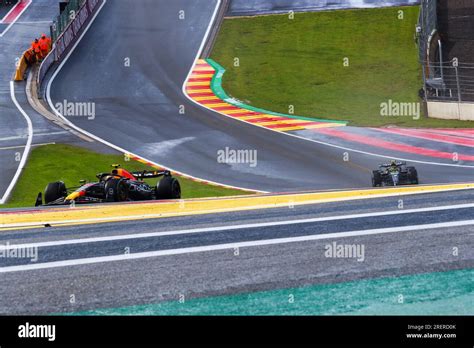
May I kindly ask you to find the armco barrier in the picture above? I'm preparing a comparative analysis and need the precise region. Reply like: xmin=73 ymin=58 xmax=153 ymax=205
xmin=37 ymin=0 xmax=103 ymax=89
xmin=37 ymin=47 xmax=56 ymax=85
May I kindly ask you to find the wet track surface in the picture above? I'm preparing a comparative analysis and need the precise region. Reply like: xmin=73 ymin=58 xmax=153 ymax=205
xmin=1 ymin=0 xmax=473 ymax=316
xmin=49 ymin=0 xmax=473 ymax=192
xmin=0 ymin=1 xmax=77 ymax=199
xmin=0 ymin=189 xmax=473 ymax=314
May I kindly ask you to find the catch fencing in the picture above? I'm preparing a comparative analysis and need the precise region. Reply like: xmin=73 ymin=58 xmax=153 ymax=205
xmin=50 ymin=0 xmax=86 ymax=42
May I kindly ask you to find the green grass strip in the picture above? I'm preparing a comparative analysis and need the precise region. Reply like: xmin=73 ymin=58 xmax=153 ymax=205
xmin=207 ymin=58 xmax=347 ymax=124
xmin=210 ymin=7 xmax=474 ymax=127
xmin=1 ymin=144 xmax=250 ymax=208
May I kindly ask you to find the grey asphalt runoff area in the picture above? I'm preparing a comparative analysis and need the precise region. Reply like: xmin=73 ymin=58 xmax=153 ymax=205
xmin=0 ymin=189 xmax=472 ymax=314
xmin=49 ymin=0 xmax=473 ymax=193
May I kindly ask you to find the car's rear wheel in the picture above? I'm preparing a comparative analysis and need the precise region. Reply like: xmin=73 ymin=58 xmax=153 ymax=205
xmin=105 ymin=178 xmax=129 ymax=202
xmin=371 ymin=171 xmax=382 ymax=187
xmin=44 ymin=181 xmax=67 ymax=204
xmin=156 ymin=176 xmax=181 ymax=199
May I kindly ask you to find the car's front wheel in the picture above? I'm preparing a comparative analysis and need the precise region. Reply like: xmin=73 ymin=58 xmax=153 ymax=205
xmin=371 ymin=171 xmax=382 ymax=187
xmin=44 ymin=181 xmax=67 ymax=204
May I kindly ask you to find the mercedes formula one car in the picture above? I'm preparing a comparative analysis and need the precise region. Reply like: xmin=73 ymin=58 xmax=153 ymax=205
xmin=35 ymin=164 xmax=181 ymax=206
xmin=371 ymin=161 xmax=419 ymax=187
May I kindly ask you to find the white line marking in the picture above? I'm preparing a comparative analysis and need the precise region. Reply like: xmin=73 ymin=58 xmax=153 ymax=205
xmin=45 ymin=0 xmax=263 ymax=194
xmin=14 ymin=20 xmax=52 ymax=24
xmin=0 ymin=0 xmax=32 ymax=37
xmin=1 ymin=219 xmax=473 ymax=273
xmin=0 ymin=131 xmax=68 ymax=142
xmin=182 ymin=0 xmax=221 ymax=108
xmin=0 ymin=142 xmax=55 ymax=151
xmin=186 ymin=89 xmax=474 ymax=169
xmin=2 ymin=202 xmax=473 ymax=250
xmin=181 ymin=15 xmax=474 ymax=170
xmin=0 ymin=0 xmax=24 ymax=22
xmin=0 ymin=81 xmax=33 ymax=204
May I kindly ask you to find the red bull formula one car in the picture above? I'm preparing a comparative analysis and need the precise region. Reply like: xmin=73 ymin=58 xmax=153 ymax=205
xmin=35 ymin=164 xmax=181 ymax=206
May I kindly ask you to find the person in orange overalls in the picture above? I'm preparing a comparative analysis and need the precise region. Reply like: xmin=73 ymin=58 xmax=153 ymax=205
xmin=31 ymin=38 xmax=41 ymax=61
xmin=39 ymin=34 xmax=50 ymax=59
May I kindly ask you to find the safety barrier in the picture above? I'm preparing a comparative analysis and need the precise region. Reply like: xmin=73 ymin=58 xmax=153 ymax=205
xmin=13 ymin=50 xmax=30 ymax=81
xmin=50 ymin=0 xmax=86 ymax=42
xmin=37 ymin=47 xmax=55 ymax=84
xmin=37 ymin=0 xmax=103 ymax=90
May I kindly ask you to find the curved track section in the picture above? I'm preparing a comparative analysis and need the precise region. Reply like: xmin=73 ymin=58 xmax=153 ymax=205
xmin=49 ymin=0 xmax=473 ymax=192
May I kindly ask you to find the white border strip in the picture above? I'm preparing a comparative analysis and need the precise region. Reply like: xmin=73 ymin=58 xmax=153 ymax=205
xmin=45 ymin=0 xmax=264 ymax=194
xmin=181 ymin=14 xmax=474 ymax=170
xmin=0 ymin=81 xmax=33 ymax=204
xmin=2 ymin=202 xmax=473 ymax=250
xmin=0 ymin=0 xmax=32 ymax=37
xmin=2 ymin=185 xmax=473 ymax=229
xmin=184 ymin=71 xmax=474 ymax=169
xmin=1 ymin=218 xmax=473 ymax=273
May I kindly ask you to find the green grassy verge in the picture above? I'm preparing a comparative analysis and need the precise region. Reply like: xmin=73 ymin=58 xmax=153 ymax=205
xmin=2 ymin=144 xmax=250 ymax=208
xmin=211 ymin=6 xmax=472 ymax=128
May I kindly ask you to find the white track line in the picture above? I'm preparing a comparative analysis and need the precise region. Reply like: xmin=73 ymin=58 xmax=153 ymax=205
xmin=0 ymin=0 xmax=32 ymax=37
xmin=0 ymin=142 xmax=55 ymax=151
xmin=185 ymin=79 xmax=474 ymax=169
xmin=181 ymin=13 xmax=474 ymax=170
xmin=1 ymin=219 xmax=473 ymax=273
xmin=0 ymin=81 xmax=33 ymax=204
xmin=0 ymin=131 xmax=68 ymax=142
xmin=2 ymin=202 xmax=473 ymax=250
xmin=45 ymin=0 xmax=263 ymax=194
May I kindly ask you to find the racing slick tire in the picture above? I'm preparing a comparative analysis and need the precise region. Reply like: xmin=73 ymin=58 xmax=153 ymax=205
xmin=406 ymin=167 xmax=419 ymax=185
xmin=105 ymin=178 xmax=129 ymax=202
xmin=156 ymin=176 xmax=181 ymax=200
xmin=371 ymin=171 xmax=382 ymax=187
xmin=44 ymin=181 xmax=67 ymax=204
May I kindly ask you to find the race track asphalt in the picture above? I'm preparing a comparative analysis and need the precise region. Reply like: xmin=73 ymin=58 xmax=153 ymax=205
xmin=0 ymin=1 xmax=77 ymax=199
xmin=48 ymin=0 xmax=474 ymax=193
xmin=0 ymin=189 xmax=472 ymax=314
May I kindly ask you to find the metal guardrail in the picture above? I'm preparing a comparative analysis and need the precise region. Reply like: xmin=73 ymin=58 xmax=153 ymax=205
xmin=417 ymin=0 xmax=474 ymax=102
xmin=50 ymin=0 xmax=86 ymax=42
xmin=423 ymin=60 xmax=474 ymax=102
xmin=417 ymin=0 xmax=437 ymax=63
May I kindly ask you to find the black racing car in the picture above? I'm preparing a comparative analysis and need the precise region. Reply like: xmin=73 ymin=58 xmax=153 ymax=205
xmin=36 ymin=164 xmax=181 ymax=206
xmin=371 ymin=161 xmax=419 ymax=187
